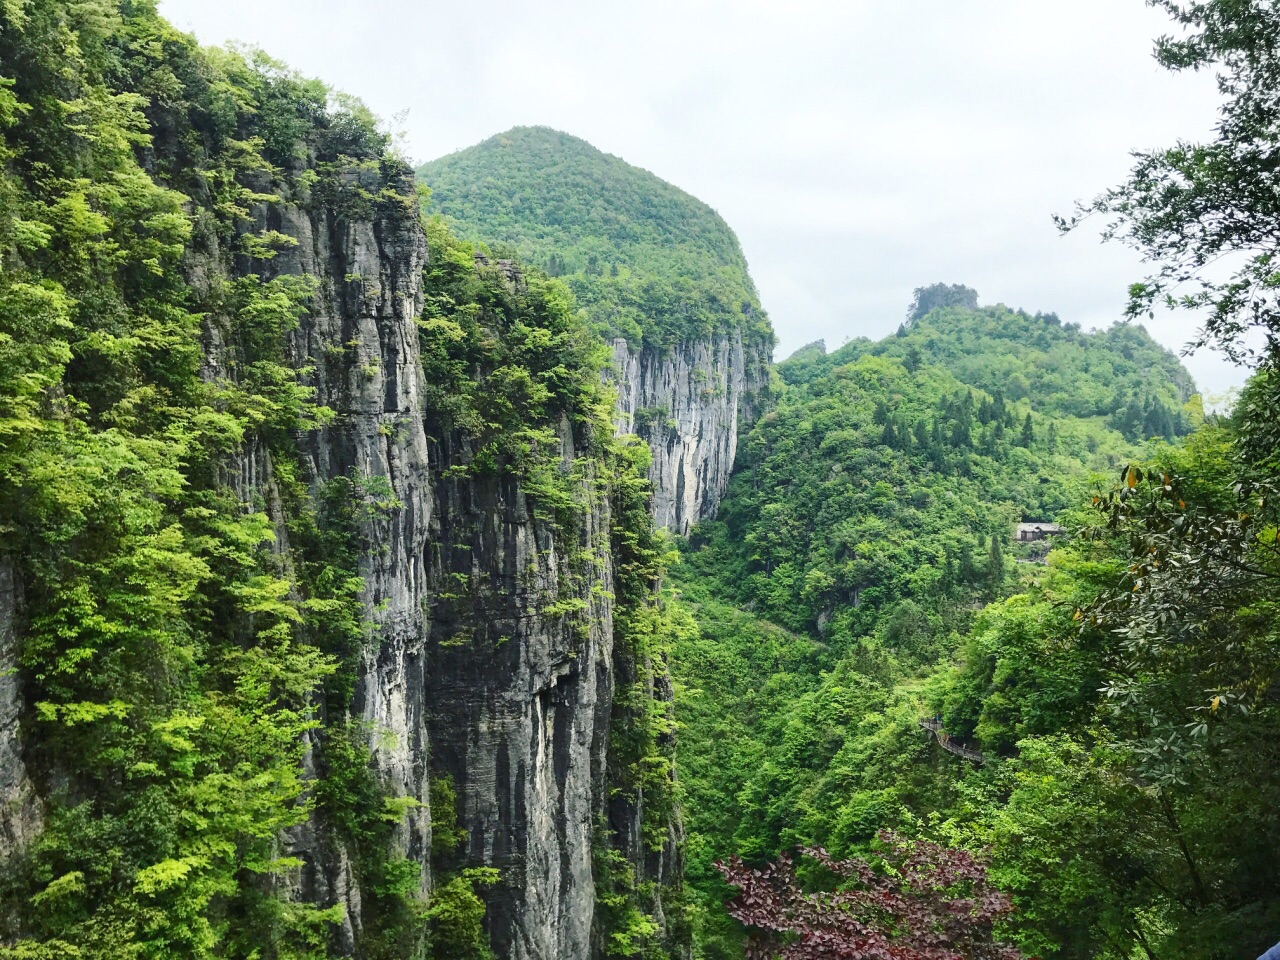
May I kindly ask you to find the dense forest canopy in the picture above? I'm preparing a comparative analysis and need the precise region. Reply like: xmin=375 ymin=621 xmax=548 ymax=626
xmin=671 ymin=1 xmax=1280 ymax=958
xmin=670 ymin=292 xmax=1209 ymax=957
xmin=416 ymin=126 xmax=773 ymax=350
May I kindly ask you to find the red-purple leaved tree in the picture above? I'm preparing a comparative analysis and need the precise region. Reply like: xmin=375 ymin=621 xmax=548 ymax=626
xmin=716 ymin=832 xmax=1026 ymax=960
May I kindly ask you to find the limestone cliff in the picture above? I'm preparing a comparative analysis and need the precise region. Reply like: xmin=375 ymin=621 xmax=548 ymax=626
xmin=212 ymin=161 xmax=438 ymax=952
xmin=215 ymin=163 xmax=681 ymax=958
xmin=610 ymin=331 xmax=771 ymax=536
xmin=422 ymin=426 xmax=615 ymax=960
xmin=0 ymin=17 xmax=730 ymax=956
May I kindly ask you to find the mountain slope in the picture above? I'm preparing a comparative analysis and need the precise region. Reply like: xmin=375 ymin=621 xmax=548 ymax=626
xmin=417 ymin=126 xmax=769 ymax=349
xmin=785 ymin=293 xmax=1196 ymax=436
xmin=671 ymin=289 xmax=1204 ymax=956
xmin=418 ymin=126 xmax=774 ymax=534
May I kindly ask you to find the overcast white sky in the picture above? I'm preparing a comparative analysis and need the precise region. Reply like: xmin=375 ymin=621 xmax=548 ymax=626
xmin=159 ymin=0 xmax=1245 ymax=396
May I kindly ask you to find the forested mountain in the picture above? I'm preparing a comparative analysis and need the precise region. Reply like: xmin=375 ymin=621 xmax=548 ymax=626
xmin=417 ymin=126 xmax=770 ymax=350
xmin=672 ymin=309 xmax=1278 ymax=954
xmin=689 ymin=291 xmax=1198 ymax=641
xmin=787 ymin=293 xmax=1196 ymax=439
xmin=418 ymin=126 xmax=774 ymax=535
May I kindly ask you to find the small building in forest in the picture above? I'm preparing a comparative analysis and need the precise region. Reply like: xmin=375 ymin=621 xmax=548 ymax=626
xmin=1015 ymin=522 xmax=1066 ymax=542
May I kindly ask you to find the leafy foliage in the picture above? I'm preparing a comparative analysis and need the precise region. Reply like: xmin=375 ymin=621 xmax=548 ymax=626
xmin=1061 ymin=1 xmax=1280 ymax=363
xmin=416 ymin=126 xmax=773 ymax=351
xmin=717 ymin=834 xmax=1022 ymax=960
xmin=416 ymin=217 xmax=617 ymax=522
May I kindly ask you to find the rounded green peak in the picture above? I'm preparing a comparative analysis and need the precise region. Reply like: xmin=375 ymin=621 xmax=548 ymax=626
xmin=418 ymin=125 xmax=751 ymax=277
xmin=417 ymin=126 xmax=770 ymax=348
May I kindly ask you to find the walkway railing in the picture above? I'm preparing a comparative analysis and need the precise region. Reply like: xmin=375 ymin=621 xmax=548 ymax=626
xmin=919 ymin=718 xmax=985 ymax=765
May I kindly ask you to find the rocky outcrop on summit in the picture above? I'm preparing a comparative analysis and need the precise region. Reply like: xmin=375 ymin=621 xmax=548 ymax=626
xmin=611 ymin=332 xmax=771 ymax=536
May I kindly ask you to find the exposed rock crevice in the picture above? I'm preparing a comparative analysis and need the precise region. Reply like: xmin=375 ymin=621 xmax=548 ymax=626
xmin=422 ymin=432 xmax=613 ymax=960
xmin=611 ymin=333 xmax=771 ymax=535
xmin=0 ymin=560 xmax=40 ymax=864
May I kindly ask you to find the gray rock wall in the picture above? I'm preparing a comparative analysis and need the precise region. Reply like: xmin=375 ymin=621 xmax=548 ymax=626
xmin=248 ymin=165 xmax=438 ymax=950
xmin=611 ymin=332 xmax=771 ymax=536
xmin=0 ymin=152 xmax=739 ymax=959
xmin=423 ymin=428 xmax=614 ymax=960
xmin=0 ymin=560 xmax=40 ymax=863
xmin=224 ymin=163 xmax=650 ymax=959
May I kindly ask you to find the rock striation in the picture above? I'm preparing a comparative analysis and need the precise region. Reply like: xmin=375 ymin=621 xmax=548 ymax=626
xmin=205 ymin=161 xmax=681 ymax=959
xmin=423 ymin=427 xmax=615 ymax=960
xmin=0 ymin=560 xmax=40 ymax=864
xmin=610 ymin=332 xmax=771 ymax=536
xmin=221 ymin=162 xmax=439 ymax=952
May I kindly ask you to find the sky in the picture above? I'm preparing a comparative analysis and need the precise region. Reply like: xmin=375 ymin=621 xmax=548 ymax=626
xmin=158 ymin=0 xmax=1246 ymax=397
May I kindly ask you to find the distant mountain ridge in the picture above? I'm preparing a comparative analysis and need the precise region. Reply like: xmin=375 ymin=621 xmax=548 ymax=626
xmin=784 ymin=285 xmax=1197 ymax=440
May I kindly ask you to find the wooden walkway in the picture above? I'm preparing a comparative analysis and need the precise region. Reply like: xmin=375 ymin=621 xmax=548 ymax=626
xmin=920 ymin=718 xmax=985 ymax=765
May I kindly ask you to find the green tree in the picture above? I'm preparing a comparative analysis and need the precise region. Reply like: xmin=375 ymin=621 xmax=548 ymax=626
xmin=1062 ymin=1 xmax=1280 ymax=364
xmin=985 ymin=532 xmax=1006 ymax=600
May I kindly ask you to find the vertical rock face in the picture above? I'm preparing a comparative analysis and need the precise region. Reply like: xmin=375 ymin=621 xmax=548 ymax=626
xmin=211 ymin=162 xmax=666 ymax=958
xmin=195 ymin=162 xmax=437 ymax=950
xmin=611 ymin=332 xmax=771 ymax=536
xmin=0 ymin=560 xmax=40 ymax=863
xmin=246 ymin=164 xmax=438 ymax=948
xmin=423 ymin=429 xmax=615 ymax=960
